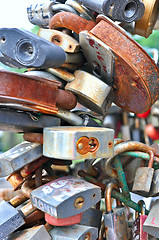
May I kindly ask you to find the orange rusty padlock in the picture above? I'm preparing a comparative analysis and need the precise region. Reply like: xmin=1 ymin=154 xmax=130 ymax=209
xmin=49 ymin=12 xmax=159 ymax=114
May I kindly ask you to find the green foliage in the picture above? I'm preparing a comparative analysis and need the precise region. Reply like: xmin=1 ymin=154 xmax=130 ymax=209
xmin=134 ymin=30 xmax=159 ymax=51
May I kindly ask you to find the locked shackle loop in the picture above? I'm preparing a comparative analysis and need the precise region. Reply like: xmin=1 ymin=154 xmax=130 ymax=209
xmin=147 ymin=150 xmax=155 ymax=168
xmin=105 ymin=182 xmax=122 ymax=213
xmin=135 ymin=200 xmax=146 ymax=218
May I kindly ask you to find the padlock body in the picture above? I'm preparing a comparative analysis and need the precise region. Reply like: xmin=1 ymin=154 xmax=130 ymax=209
xmin=104 ymin=206 xmax=129 ymax=240
xmin=131 ymin=215 xmax=148 ymax=240
xmin=30 ymin=176 xmax=101 ymax=219
xmin=80 ymin=207 xmax=103 ymax=229
xmin=132 ymin=167 xmax=154 ymax=196
xmin=150 ymin=169 xmax=159 ymax=197
xmin=143 ymin=199 xmax=159 ymax=238
xmin=43 ymin=126 xmax=114 ymax=160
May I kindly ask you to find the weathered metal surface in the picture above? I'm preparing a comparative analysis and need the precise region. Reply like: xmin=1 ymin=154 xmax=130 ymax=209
xmin=7 ymin=171 xmax=23 ymax=189
xmin=92 ymin=15 xmax=159 ymax=113
xmin=65 ymin=70 xmax=112 ymax=115
xmin=38 ymin=28 xmax=80 ymax=53
xmin=0 ymin=108 xmax=61 ymax=133
xmin=79 ymin=31 xmax=114 ymax=86
xmin=150 ymin=169 xmax=159 ymax=196
xmin=6 ymin=225 xmax=51 ymax=240
xmin=23 ymin=133 xmax=43 ymax=144
xmin=134 ymin=0 xmax=159 ymax=38
xmin=49 ymin=224 xmax=98 ymax=240
xmin=9 ymin=193 xmax=28 ymax=208
xmin=0 ymin=141 xmax=43 ymax=177
xmin=49 ymin=12 xmax=159 ymax=114
xmin=105 ymin=141 xmax=157 ymax=179
xmin=24 ymin=210 xmax=45 ymax=228
xmin=20 ymin=156 xmax=49 ymax=177
xmin=30 ymin=176 xmax=101 ymax=219
xmin=49 ymin=12 xmax=96 ymax=34
xmin=56 ymin=89 xmax=77 ymax=110
xmin=55 ymin=109 xmax=83 ymax=125
xmin=65 ymin=52 xmax=85 ymax=64
xmin=48 ymin=68 xmax=75 ymax=82
xmin=43 ymin=126 xmax=114 ymax=160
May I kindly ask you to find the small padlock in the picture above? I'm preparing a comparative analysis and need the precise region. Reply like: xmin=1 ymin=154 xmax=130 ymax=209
xmin=65 ymin=70 xmax=112 ymax=115
xmin=131 ymin=200 xmax=148 ymax=240
xmin=49 ymin=224 xmax=98 ymax=240
xmin=30 ymin=176 xmax=101 ymax=219
xmin=143 ymin=199 xmax=159 ymax=238
xmin=43 ymin=126 xmax=114 ymax=160
xmin=132 ymin=150 xmax=155 ymax=197
xmin=104 ymin=182 xmax=129 ymax=240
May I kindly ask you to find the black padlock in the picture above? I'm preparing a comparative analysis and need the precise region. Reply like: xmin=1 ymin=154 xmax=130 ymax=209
xmin=0 ymin=28 xmax=66 ymax=69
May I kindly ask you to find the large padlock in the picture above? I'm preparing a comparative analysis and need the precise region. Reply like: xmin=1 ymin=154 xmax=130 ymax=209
xmin=0 ymin=28 xmax=66 ymax=69
xmin=43 ymin=126 xmax=114 ymax=160
xmin=0 ymin=107 xmax=61 ymax=133
xmin=131 ymin=200 xmax=148 ymax=240
xmin=30 ymin=176 xmax=101 ymax=219
xmin=76 ymin=0 xmax=145 ymax=22
xmin=0 ymin=70 xmax=77 ymax=115
xmin=49 ymin=12 xmax=159 ymax=114
xmin=132 ymin=150 xmax=155 ymax=197
xmin=143 ymin=199 xmax=159 ymax=238
xmin=0 ymin=141 xmax=43 ymax=177
xmin=49 ymin=224 xmax=98 ymax=240
xmin=65 ymin=70 xmax=112 ymax=115
xmin=103 ymin=182 xmax=130 ymax=239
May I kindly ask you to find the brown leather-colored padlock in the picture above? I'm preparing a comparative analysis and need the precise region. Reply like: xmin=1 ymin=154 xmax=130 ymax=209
xmin=49 ymin=12 xmax=159 ymax=114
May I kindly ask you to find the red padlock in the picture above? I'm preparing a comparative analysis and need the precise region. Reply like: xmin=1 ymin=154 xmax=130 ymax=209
xmin=145 ymin=124 xmax=159 ymax=140
xmin=45 ymin=212 xmax=82 ymax=226
xmin=137 ymin=109 xmax=151 ymax=118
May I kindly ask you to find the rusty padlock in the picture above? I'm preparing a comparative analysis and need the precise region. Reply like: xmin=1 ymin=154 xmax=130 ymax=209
xmin=49 ymin=12 xmax=159 ymax=114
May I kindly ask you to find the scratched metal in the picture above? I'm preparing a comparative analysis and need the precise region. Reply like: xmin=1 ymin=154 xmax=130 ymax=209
xmin=150 ymin=169 xmax=159 ymax=197
xmin=65 ymin=70 xmax=112 ymax=115
xmin=49 ymin=224 xmax=98 ymax=240
xmin=79 ymin=31 xmax=114 ymax=86
xmin=143 ymin=199 xmax=159 ymax=238
xmin=0 ymin=141 xmax=42 ymax=177
xmin=30 ymin=176 xmax=101 ymax=219
xmin=43 ymin=126 xmax=114 ymax=160
xmin=49 ymin=12 xmax=159 ymax=114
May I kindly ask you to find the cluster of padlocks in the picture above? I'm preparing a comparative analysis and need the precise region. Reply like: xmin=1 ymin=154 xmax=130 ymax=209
xmin=0 ymin=0 xmax=158 ymax=239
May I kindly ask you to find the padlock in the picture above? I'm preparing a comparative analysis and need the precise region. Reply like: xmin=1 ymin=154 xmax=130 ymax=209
xmin=79 ymin=207 xmax=103 ymax=230
xmin=5 ymin=225 xmax=52 ymax=240
xmin=132 ymin=150 xmax=155 ymax=197
xmin=0 ymin=70 xmax=77 ymax=114
xmin=131 ymin=117 xmax=143 ymax=142
xmin=79 ymin=31 xmax=114 ymax=86
xmin=49 ymin=224 xmax=98 ymax=240
xmin=38 ymin=28 xmax=80 ymax=53
xmin=0 ymin=107 xmax=61 ymax=133
xmin=43 ymin=126 xmax=114 ymax=160
xmin=0 ymin=141 xmax=43 ymax=177
xmin=0 ymin=199 xmax=36 ymax=239
xmin=103 ymin=182 xmax=129 ymax=239
xmin=65 ymin=70 xmax=112 ymax=115
xmin=143 ymin=199 xmax=159 ymax=238
xmin=27 ymin=0 xmax=56 ymax=28
xmin=150 ymin=168 xmax=159 ymax=197
xmin=49 ymin=12 xmax=159 ymax=114
xmin=30 ymin=176 xmax=101 ymax=219
xmin=134 ymin=0 xmax=159 ymax=38
xmin=131 ymin=200 xmax=148 ymax=240
xmin=121 ymin=111 xmax=131 ymax=141
xmin=0 ymin=28 xmax=66 ymax=69
xmin=76 ymin=0 xmax=145 ymax=22
xmin=7 ymin=171 xmax=23 ymax=190
xmin=45 ymin=212 xmax=82 ymax=226
xmin=145 ymin=124 xmax=159 ymax=141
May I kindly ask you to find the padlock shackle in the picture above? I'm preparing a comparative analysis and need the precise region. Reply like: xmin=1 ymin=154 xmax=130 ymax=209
xmin=105 ymin=182 xmax=120 ymax=212
xmin=147 ymin=150 xmax=155 ymax=168
xmin=49 ymin=12 xmax=96 ymax=34
xmin=135 ymin=200 xmax=146 ymax=218
xmin=9 ymin=193 xmax=28 ymax=208
xmin=105 ymin=141 xmax=156 ymax=179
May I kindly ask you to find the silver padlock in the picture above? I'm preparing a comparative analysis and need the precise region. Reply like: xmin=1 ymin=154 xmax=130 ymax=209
xmin=80 ymin=207 xmax=103 ymax=230
xmin=79 ymin=31 xmax=114 ymax=86
xmin=143 ymin=199 xmax=159 ymax=238
xmin=150 ymin=169 xmax=159 ymax=197
xmin=132 ymin=150 xmax=155 ymax=197
xmin=104 ymin=182 xmax=130 ymax=240
xmin=49 ymin=224 xmax=98 ymax=240
xmin=65 ymin=70 xmax=112 ymax=115
xmin=43 ymin=126 xmax=114 ymax=160
xmin=0 ymin=141 xmax=42 ymax=177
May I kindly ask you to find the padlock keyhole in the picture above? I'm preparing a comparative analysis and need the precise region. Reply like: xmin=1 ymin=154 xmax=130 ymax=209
xmin=89 ymin=139 xmax=96 ymax=149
